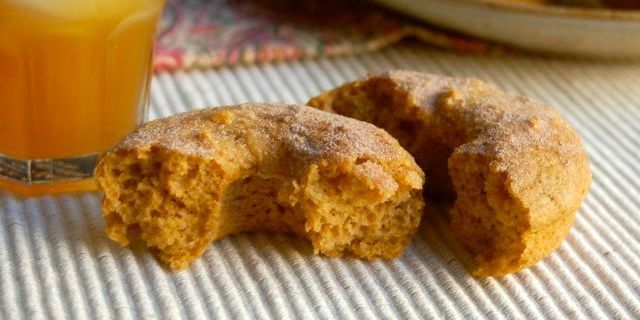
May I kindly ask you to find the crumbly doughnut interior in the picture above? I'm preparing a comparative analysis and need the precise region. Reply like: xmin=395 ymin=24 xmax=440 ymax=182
xmin=98 ymin=145 xmax=423 ymax=270
xmin=307 ymin=73 xmax=590 ymax=276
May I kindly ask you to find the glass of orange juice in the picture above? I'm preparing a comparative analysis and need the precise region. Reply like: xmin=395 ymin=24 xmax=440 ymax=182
xmin=0 ymin=0 xmax=166 ymax=196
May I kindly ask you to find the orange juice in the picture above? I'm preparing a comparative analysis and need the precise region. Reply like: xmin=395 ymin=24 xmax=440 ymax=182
xmin=0 ymin=0 xmax=166 ymax=196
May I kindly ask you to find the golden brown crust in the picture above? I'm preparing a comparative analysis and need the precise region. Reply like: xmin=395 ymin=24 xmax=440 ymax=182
xmin=96 ymin=103 xmax=424 ymax=269
xmin=307 ymin=70 xmax=591 ymax=276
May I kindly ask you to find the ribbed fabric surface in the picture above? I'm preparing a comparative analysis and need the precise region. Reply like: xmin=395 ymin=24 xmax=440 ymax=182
xmin=2 ymin=45 xmax=640 ymax=319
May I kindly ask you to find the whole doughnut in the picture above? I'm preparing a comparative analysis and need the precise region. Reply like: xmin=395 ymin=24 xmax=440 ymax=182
xmin=96 ymin=103 xmax=425 ymax=270
xmin=308 ymin=71 xmax=591 ymax=276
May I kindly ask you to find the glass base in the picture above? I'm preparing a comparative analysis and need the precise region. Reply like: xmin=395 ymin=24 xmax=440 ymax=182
xmin=0 ymin=179 xmax=97 ymax=197
xmin=0 ymin=153 xmax=99 ymax=196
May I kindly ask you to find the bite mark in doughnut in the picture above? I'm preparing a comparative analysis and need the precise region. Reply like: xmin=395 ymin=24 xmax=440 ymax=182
xmin=95 ymin=104 xmax=425 ymax=270
xmin=307 ymin=71 xmax=591 ymax=276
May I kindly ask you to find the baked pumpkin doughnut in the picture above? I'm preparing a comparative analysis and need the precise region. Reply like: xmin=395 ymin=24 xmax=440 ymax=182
xmin=308 ymin=71 xmax=591 ymax=276
xmin=95 ymin=103 xmax=424 ymax=270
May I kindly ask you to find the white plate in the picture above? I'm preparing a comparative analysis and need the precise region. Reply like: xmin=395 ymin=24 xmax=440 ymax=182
xmin=371 ymin=0 xmax=640 ymax=59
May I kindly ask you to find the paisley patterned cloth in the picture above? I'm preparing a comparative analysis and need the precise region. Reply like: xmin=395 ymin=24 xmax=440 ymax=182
xmin=153 ymin=0 xmax=498 ymax=71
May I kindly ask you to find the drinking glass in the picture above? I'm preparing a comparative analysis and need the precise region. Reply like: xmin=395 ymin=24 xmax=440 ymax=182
xmin=0 ymin=0 xmax=166 ymax=196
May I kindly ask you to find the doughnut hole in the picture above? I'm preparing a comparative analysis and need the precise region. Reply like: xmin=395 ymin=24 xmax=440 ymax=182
xmin=309 ymin=82 xmax=455 ymax=200
xmin=219 ymin=175 xmax=306 ymax=237
xmin=373 ymin=117 xmax=454 ymax=200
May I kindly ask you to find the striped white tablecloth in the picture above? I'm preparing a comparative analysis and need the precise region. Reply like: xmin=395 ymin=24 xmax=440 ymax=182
xmin=2 ymin=45 xmax=640 ymax=319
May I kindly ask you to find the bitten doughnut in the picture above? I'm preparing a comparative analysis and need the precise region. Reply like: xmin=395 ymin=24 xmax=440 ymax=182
xmin=308 ymin=71 xmax=591 ymax=276
xmin=95 ymin=103 xmax=424 ymax=270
